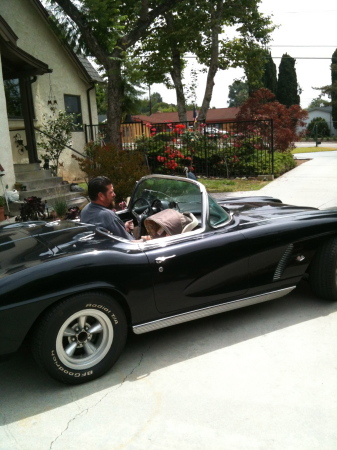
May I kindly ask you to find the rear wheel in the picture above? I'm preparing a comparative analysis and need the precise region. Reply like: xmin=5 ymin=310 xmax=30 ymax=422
xmin=31 ymin=292 xmax=127 ymax=384
xmin=309 ymin=237 xmax=337 ymax=301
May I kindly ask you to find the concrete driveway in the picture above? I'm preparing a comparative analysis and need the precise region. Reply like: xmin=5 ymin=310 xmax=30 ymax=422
xmin=1 ymin=149 xmax=337 ymax=449
xmin=1 ymin=281 xmax=337 ymax=450
xmin=214 ymin=145 xmax=337 ymax=210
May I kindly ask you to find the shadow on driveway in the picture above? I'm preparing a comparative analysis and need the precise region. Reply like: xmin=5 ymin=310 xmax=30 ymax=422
xmin=1 ymin=280 xmax=336 ymax=425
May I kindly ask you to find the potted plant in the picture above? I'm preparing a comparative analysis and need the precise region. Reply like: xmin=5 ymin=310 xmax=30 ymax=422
xmin=0 ymin=196 xmax=5 ymax=222
xmin=52 ymin=196 xmax=68 ymax=219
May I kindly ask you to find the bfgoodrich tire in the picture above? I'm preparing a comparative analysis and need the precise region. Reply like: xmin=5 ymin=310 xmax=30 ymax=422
xmin=31 ymin=292 xmax=127 ymax=384
xmin=309 ymin=237 xmax=337 ymax=302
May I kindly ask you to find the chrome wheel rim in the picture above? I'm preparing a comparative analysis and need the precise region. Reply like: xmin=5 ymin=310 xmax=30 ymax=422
xmin=56 ymin=309 xmax=114 ymax=370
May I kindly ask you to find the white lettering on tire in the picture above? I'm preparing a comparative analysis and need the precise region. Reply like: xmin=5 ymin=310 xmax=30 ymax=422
xmin=51 ymin=350 xmax=94 ymax=377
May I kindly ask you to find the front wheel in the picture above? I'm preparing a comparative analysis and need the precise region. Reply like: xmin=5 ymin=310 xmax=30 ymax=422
xmin=31 ymin=292 xmax=127 ymax=384
xmin=309 ymin=237 xmax=337 ymax=301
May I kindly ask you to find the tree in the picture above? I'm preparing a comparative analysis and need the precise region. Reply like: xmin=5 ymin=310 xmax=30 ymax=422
xmin=276 ymin=54 xmax=300 ymax=107
xmin=236 ymin=88 xmax=308 ymax=151
xmin=307 ymin=117 xmax=330 ymax=138
xmin=227 ymin=80 xmax=249 ymax=107
xmin=331 ymin=49 xmax=337 ymax=129
xmin=137 ymin=0 xmax=274 ymax=122
xmin=307 ymin=97 xmax=329 ymax=109
xmin=137 ymin=92 xmax=165 ymax=115
xmin=261 ymin=52 xmax=277 ymax=94
xmin=152 ymin=102 xmax=178 ymax=113
xmin=312 ymin=49 xmax=337 ymax=129
xmin=36 ymin=110 xmax=78 ymax=175
xmin=95 ymin=83 xmax=108 ymax=116
xmin=46 ymin=0 xmax=185 ymax=149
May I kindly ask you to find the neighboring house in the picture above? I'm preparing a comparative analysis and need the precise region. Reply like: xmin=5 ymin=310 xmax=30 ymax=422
xmin=121 ymin=108 xmax=240 ymax=143
xmin=0 ymin=0 xmax=102 ymax=193
xmin=304 ymin=106 xmax=337 ymax=136
xmin=133 ymin=107 xmax=240 ymax=125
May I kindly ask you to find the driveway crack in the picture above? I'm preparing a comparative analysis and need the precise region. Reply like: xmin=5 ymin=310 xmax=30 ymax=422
xmin=49 ymin=352 xmax=144 ymax=449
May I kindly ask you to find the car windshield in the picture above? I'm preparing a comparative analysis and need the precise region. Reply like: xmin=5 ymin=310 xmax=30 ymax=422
xmin=132 ymin=177 xmax=202 ymax=214
xmin=131 ymin=176 xmax=231 ymax=232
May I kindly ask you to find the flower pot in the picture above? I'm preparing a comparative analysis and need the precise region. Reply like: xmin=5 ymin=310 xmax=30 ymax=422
xmin=0 ymin=206 xmax=5 ymax=222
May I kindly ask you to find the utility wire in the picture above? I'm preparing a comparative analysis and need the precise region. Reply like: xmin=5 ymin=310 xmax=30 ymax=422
xmin=270 ymin=45 xmax=337 ymax=47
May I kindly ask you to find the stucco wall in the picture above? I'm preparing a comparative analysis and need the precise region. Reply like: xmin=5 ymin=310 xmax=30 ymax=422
xmin=304 ymin=109 xmax=337 ymax=136
xmin=0 ymin=55 xmax=16 ymax=192
xmin=0 ymin=0 xmax=98 ymax=182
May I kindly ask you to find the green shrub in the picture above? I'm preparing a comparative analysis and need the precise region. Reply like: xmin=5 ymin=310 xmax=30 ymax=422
xmin=73 ymin=141 xmax=149 ymax=203
xmin=306 ymin=117 xmax=330 ymax=138
xmin=152 ymin=132 xmax=172 ymax=142
xmin=273 ymin=151 xmax=296 ymax=177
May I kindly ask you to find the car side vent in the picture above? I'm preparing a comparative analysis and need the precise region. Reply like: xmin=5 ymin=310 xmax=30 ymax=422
xmin=273 ymin=244 xmax=294 ymax=281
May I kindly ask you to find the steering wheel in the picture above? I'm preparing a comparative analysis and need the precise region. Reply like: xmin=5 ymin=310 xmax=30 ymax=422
xmin=131 ymin=198 xmax=153 ymax=229
xmin=131 ymin=198 xmax=167 ymax=230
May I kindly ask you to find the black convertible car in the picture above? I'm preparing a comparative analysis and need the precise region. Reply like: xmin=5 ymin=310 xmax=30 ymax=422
xmin=1 ymin=174 xmax=337 ymax=384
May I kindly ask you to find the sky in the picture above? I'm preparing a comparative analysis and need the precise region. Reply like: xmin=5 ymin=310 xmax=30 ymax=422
xmin=150 ymin=0 xmax=337 ymax=109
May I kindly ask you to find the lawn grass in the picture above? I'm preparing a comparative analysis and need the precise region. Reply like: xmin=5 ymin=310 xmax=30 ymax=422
xmin=197 ymin=178 xmax=270 ymax=193
xmin=292 ymin=146 xmax=337 ymax=153
xmin=78 ymin=178 xmax=270 ymax=194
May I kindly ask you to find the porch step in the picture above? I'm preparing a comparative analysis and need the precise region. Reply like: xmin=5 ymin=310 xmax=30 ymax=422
xmin=17 ymin=176 xmax=63 ymax=191
xmin=14 ymin=163 xmax=42 ymax=173
xmin=14 ymin=167 xmax=54 ymax=182
xmin=17 ymin=183 xmax=74 ymax=201
xmin=5 ymin=164 xmax=87 ymax=218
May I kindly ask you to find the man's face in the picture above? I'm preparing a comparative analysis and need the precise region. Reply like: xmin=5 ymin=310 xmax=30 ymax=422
xmin=99 ymin=184 xmax=116 ymax=208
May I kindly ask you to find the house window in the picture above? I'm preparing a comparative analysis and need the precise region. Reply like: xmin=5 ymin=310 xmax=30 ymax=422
xmin=64 ymin=94 xmax=83 ymax=130
xmin=4 ymin=78 xmax=23 ymax=118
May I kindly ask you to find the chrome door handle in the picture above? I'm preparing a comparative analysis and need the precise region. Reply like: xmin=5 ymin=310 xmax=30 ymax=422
xmin=155 ymin=255 xmax=176 ymax=264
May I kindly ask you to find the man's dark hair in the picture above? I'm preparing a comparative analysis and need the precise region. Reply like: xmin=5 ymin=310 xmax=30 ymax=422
xmin=87 ymin=176 xmax=112 ymax=201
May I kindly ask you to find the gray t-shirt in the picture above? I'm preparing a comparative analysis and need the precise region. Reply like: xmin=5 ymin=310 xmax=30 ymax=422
xmin=80 ymin=202 xmax=133 ymax=240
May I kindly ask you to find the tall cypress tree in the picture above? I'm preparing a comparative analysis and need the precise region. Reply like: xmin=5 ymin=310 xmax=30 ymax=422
xmin=261 ymin=52 xmax=277 ymax=94
xmin=331 ymin=49 xmax=337 ymax=129
xmin=276 ymin=53 xmax=300 ymax=106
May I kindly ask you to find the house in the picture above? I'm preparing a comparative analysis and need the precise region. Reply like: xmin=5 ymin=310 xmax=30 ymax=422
xmin=133 ymin=107 xmax=240 ymax=125
xmin=304 ymin=106 xmax=337 ymax=136
xmin=0 ymin=0 xmax=102 ymax=203
xmin=120 ymin=107 xmax=240 ymax=142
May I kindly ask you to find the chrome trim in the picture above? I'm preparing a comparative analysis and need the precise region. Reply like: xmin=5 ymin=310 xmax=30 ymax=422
xmin=211 ymin=211 xmax=234 ymax=229
xmin=132 ymin=286 xmax=296 ymax=334
xmin=155 ymin=255 xmax=176 ymax=263
xmin=273 ymin=244 xmax=294 ymax=281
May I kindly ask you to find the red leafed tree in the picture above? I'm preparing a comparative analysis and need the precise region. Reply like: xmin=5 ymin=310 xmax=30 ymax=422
xmin=236 ymin=88 xmax=308 ymax=152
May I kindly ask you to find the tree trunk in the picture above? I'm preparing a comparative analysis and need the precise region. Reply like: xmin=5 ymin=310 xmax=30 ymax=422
xmin=198 ymin=1 xmax=223 ymax=122
xmin=106 ymin=59 xmax=124 ymax=149
xmin=165 ymin=12 xmax=187 ymax=123
xmin=170 ymin=49 xmax=187 ymax=122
